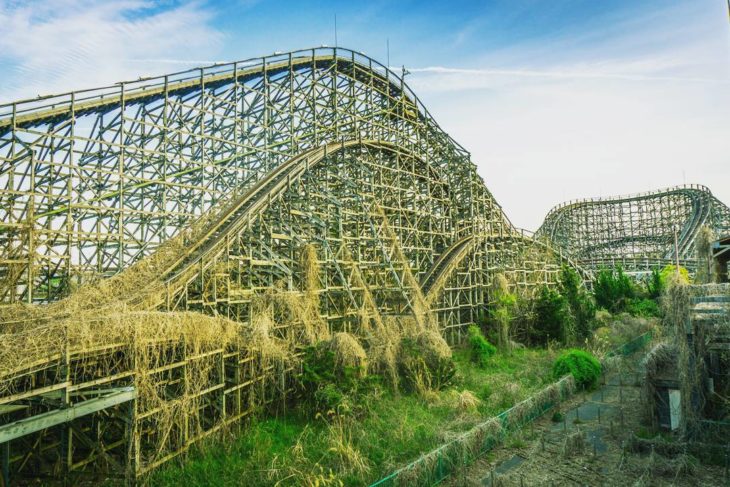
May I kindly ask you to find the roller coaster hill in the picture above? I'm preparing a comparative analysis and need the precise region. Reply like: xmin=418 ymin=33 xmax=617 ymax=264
xmin=0 ymin=47 xmax=727 ymax=484
xmin=537 ymin=184 xmax=730 ymax=275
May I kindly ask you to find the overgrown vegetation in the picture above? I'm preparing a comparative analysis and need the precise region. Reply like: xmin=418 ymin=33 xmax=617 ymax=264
xmin=398 ymin=331 xmax=456 ymax=393
xmin=152 ymin=346 xmax=565 ymax=486
xmin=593 ymin=266 xmax=635 ymax=313
xmin=467 ymin=324 xmax=497 ymax=367
xmin=485 ymin=263 xmax=661 ymax=350
xmin=592 ymin=264 xmax=675 ymax=318
xmin=531 ymin=285 xmax=569 ymax=345
xmin=645 ymin=268 xmax=664 ymax=299
xmin=552 ymin=349 xmax=601 ymax=390
xmin=300 ymin=334 xmax=372 ymax=413
xmin=558 ymin=265 xmax=595 ymax=342
xmin=149 ymin=262 xmax=665 ymax=485
xmin=2 ymin=228 xmax=666 ymax=487
xmin=488 ymin=274 xmax=517 ymax=350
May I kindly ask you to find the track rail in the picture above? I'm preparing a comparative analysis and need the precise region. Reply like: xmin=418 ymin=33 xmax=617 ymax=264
xmin=421 ymin=235 xmax=476 ymax=297
xmin=421 ymin=231 xmax=591 ymax=305
xmin=117 ymin=139 xmax=401 ymax=308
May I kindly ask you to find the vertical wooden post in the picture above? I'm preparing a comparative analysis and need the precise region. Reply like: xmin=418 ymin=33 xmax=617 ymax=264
xmin=26 ymin=151 xmax=35 ymax=304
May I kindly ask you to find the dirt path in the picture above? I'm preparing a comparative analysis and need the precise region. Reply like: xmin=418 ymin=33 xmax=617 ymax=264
xmin=444 ymin=353 xmax=728 ymax=486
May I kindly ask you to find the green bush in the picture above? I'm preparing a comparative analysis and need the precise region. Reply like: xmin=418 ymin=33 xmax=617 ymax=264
xmin=300 ymin=343 xmax=375 ymax=414
xmin=398 ymin=335 xmax=456 ymax=392
xmin=467 ymin=325 xmax=497 ymax=367
xmin=530 ymin=285 xmax=572 ymax=346
xmin=593 ymin=265 xmax=635 ymax=313
xmin=626 ymin=297 xmax=661 ymax=317
xmin=645 ymin=268 xmax=664 ymax=299
xmin=659 ymin=264 xmax=690 ymax=286
xmin=552 ymin=349 xmax=601 ymax=390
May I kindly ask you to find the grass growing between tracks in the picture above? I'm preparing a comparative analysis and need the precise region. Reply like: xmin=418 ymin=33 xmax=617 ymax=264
xmin=150 ymin=346 xmax=564 ymax=487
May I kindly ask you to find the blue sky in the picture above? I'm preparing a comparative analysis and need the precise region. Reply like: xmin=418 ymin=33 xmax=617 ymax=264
xmin=0 ymin=0 xmax=728 ymax=229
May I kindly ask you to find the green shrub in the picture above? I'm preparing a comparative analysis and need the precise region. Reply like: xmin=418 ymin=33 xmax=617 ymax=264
xmin=467 ymin=325 xmax=497 ymax=367
xmin=477 ymin=383 xmax=493 ymax=402
xmin=626 ymin=297 xmax=661 ymax=317
xmin=552 ymin=349 xmax=601 ymax=390
xmin=659 ymin=264 xmax=690 ymax=287
xmin=593 ymin=265 xmax=635 ymax=313
xmin=645 ymin=268 xmax=664 ymax=299
xmin=300 ymin=343 xmax=375 ymax=414
xmin=398 ymin=334 xmax=456 ymax=392
xmin=530 ymin=285 xmax=572 ymax=346
xmin=488 ymin=274 xmax=517 ymax=349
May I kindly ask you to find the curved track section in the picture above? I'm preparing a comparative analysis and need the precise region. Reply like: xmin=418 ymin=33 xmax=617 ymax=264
xmin=422 ymin=231 xmax=590 ymax=309
xmin=536 ymin=185 xmax=730 ymax=273
xmin=421 ymin=235 xmax=476 ymax=297
xmin=0 ymin=47 xmax=511 ymax=303
xmin=134 ymin=140 xmax=382 ymax=308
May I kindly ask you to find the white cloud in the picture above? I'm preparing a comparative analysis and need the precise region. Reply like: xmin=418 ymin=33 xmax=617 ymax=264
xmin=408 ymin=65 xmax=729 ymax=85
xmin=0 ymin=0 xmax=224 ymax=102
xmin=410 ymin=2 xmax=730 ymax=231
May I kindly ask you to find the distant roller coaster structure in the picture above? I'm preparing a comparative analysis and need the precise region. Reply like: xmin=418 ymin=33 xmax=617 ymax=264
xmin=537 ymin=185 xmax=730 ymax=274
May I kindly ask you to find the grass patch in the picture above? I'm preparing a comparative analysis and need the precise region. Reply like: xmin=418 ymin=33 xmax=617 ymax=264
xmin=150 ymin=345 xmax=563 ymax=486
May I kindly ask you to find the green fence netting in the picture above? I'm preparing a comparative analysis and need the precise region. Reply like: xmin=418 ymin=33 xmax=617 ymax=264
xmin=605 ymin=331 xmax=653 ymax=359
xmin=369 ymin=375 xmax=575 ymax=487
xmin=370 ymin=331 xmax=654 ymax=487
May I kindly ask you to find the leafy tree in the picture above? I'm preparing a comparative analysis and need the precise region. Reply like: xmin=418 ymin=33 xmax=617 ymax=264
xmin=558 ymin=265 xmax=595 ymax=342
xmin=593 ymin=265 xmax=635 ymax=313
xmin=645 ymin=267 xmax=664 ymax=299
xmin=530 ymin=285 xmax=572 ymax=346
xmin=489 ymin=274 xmax=517 ymax=350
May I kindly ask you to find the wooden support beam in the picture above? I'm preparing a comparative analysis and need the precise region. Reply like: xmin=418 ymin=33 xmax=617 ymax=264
xmin=0 ymin=387 xmax=136 ymax=444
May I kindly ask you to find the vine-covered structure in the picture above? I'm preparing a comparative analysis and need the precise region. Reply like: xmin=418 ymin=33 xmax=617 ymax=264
xmin=0 ymin=48 xmax=574 ymax=483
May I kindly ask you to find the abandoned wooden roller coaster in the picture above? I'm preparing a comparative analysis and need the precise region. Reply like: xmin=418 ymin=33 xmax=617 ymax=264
xmin=0 ymin=47 xmax=729 ymax=486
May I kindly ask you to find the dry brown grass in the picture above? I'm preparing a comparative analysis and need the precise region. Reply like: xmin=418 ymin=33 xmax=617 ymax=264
xmin=560 ymin=428 xmax=585 ymax=457
xmin=695 ymin=225 xmax=715 ymax=284
xmin=457 ymin=390 xmax=482 ymax=412
xmin=324 ymin=416 xmax=371 ymax=477
xmin=372 ymin=204 xmax=437 ymax=331
xmin=329 ymin=332 xmax=367 ymax=372
xmin=0 ymin=308 xmax=277 ymax=466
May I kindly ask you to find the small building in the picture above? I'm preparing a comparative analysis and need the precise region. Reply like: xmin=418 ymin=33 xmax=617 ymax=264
xmin=645 ymin=343 xmax=682 ymax=431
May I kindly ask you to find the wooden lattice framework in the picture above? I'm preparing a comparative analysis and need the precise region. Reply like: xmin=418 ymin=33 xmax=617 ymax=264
xmin=537 ymin=185 xmax=730 ymax=274
xmin=0 ymin=48 xmax=582 ymax=484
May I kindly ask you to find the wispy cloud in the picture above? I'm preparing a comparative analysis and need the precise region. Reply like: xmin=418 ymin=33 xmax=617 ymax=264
xmin=412 ymin=1 xmax=730 ymax=230
xmin=409 ymin=65 xmax=729 ymax=86
xmin=0 ymin=0 xmax=223 ymax=102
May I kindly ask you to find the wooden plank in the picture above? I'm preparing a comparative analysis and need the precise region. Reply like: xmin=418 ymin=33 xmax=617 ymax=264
xmin=0 ymin=382 xmax=70 ymax=406
xmin=0 ymin=387 xmax=136 ymax=443
xmin=0 ymin=405 xmax=27 ymax=415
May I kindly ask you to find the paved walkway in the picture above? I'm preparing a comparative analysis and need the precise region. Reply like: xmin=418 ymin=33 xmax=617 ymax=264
xmin=481 ymin=358 xmax=644 ymax=486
